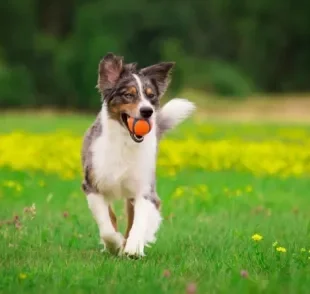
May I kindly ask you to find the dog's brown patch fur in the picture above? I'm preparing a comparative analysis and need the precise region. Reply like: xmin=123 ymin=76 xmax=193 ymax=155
xmin=108 ymin=206 xmax=118 ymax=231
xmin=126 ymin=86 xmax=137 ymax=96
xmin=109 ymin=102 xmax=140 ymax=122
xmin=145 ymin=87 xmax=154 ymax=97
xmin=118 ymin=102 xmax=139 ymax=114
xmin=125 ymin=199 xmax=134 ymax=239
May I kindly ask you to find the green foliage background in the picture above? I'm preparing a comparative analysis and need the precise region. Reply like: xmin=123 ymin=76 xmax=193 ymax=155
xmin=0 ymin=0 xmax=309 ymax=109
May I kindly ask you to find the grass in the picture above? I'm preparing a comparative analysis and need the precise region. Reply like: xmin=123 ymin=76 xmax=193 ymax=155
xmin=1 ymin=113 xmax=310 ymax=294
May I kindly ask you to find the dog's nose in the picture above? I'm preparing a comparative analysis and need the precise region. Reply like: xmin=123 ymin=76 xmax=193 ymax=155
xmin=140 ymin=106 xmax=153 ymax=118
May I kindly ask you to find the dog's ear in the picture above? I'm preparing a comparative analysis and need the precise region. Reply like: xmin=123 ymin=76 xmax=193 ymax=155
xmin=140 ymin=62 xmax=175 ymax=97
xmin=97 ymin=53 xmax=123 ymax=91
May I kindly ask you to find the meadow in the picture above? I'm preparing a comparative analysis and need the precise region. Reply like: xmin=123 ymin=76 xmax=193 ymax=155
xmin=1 ymin=112 xmax=310 ymax=293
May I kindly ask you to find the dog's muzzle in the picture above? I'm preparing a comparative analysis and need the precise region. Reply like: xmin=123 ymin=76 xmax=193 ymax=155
xmin=121 ymin=113 xmax=144 ymax=143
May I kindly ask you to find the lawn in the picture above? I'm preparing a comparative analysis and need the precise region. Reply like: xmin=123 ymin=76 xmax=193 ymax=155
xmin=1 ymin=112 xmax=310 ymax=294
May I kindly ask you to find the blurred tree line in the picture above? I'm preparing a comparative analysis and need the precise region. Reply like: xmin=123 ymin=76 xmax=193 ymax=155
xmin=0 ymin=0 xmax=309 ymax=109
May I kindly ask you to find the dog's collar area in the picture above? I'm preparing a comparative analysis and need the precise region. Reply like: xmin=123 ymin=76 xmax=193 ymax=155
xmin=120 ymin=113 xmax=144 ymax=143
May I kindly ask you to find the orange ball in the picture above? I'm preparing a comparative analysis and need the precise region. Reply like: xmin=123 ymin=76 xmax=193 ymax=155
xmin=127 ymin=117 xmax=152 ymax=136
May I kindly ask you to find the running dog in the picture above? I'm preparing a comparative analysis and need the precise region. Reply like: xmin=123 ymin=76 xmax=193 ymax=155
xmin=81 ymin=53 xmax=195 ymax=257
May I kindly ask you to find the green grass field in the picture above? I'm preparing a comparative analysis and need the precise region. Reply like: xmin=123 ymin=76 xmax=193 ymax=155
xmin=1 ymin=112 xmax=310 ymax=294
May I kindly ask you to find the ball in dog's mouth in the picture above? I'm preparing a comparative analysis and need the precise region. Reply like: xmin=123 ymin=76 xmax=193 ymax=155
xmin=121 ymin=113 xmax=144 ymax=143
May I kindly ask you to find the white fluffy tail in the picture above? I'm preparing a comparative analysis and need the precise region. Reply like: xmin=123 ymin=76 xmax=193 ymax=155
xmin=157 ymin=98 xmax=196 ymax=136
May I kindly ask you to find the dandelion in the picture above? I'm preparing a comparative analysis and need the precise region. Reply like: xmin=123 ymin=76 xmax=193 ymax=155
xmin=16 ymin=184 xmax=23 ymax=192
xmin=276 ymin=247 xmax=287 ymax=253
xmin=19 ymin=273 xmax=27 ymax=280
xmin=3 ymin=180 xmax=23 ymax=192
xmin=252 ymin=234 xmax=263 ymax=241
xmin=172 ymin=187 xmax=184 ymax=198
xmin=3 ymin=180 xmax=16 ymax=188
xmin=245 ymin=185 xmax=253 ymax=193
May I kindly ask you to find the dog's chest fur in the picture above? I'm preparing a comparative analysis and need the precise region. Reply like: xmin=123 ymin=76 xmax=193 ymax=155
xmin=90 ymin=109 xmax=157 ymax=201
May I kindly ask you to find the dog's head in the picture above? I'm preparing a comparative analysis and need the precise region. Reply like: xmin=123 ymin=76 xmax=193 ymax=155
xmin=97 ymin=52 xmax=174 ymax=142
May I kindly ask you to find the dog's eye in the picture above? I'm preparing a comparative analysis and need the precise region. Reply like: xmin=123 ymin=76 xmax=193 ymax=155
xmin=147 ymin=93 xmax=155 ymax=99
xmin=145 ymin=88 xmax=155 ymax=99
xmin=124 ymin=93 xmax=134 ymax=99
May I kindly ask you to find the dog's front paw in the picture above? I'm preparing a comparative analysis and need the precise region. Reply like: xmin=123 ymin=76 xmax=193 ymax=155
xmin=121 ymin=233 xmax=145 ymax=258
xmin=101 ymin=232 xmax=124 ymax=255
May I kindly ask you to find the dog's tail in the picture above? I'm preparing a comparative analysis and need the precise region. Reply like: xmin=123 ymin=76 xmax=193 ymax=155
xmin=157 ymin=98 xmax=196 ymax=137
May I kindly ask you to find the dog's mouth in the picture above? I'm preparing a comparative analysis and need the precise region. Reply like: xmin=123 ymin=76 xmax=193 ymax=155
xmin=121 ymin=113 xmax=144 ymax=143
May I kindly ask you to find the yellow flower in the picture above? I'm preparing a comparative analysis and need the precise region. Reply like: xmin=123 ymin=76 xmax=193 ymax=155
xmin=245 ymin=185 xmax=253 ymax=193
xmin=0 ymin=126 xmax=309 ymax=179
xmin=272 ymin=241 xmax=278 ymax=247
xmin=173 ymin=187 xmax=184 ymax=198
xmin=2 ymin=180 xmax=23 ymax=192
xmin=300 ymin=248 xmax=306 ymax=252
xmin=251 ymin=234 xmax=263 ymax=241
xmin=19 ymin=273 xmax=27 ymax=279
xmin=276 ymin=247 xmax=287 ymax=253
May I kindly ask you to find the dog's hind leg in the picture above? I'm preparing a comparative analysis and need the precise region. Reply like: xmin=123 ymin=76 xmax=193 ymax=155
xmin=87 ymin=193 xmax=124 ymax=255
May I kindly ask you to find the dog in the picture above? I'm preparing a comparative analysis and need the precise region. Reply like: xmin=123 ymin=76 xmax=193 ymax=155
xmin=81 ymin=53 xmax=195 ymax=257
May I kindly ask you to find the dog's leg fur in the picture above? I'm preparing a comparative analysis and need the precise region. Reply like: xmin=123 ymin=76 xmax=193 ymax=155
xmin=143 ymin=199 xmax=162 ymax=246
xmin=87 ymin=193 xmax=124 ymax=254
xmin=125 ymin=199 xmax=134 ymax=240
xmin=123 ymin=193 xmax=162 ymax=257
xmin=108 ymin=205 xmax=118 ymax=231
xmin=123 ymin=196 xmax=148 ymax=256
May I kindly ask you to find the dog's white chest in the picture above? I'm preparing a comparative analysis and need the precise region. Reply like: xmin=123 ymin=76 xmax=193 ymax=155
xmin=91 ymin=120 xmax=156 ymax=200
